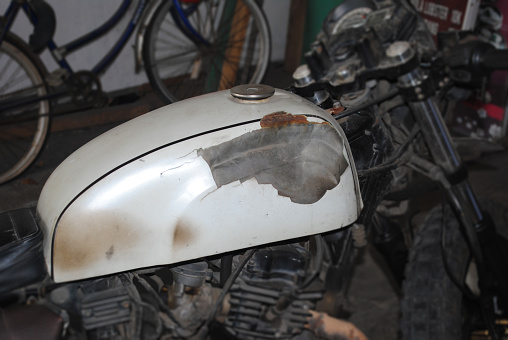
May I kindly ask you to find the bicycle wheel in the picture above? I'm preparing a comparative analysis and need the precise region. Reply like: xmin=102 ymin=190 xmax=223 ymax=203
xmin=0 ymin=33 xmax=50 ymax=184
xmin=143 ymin=0 xmax=271 ymax=104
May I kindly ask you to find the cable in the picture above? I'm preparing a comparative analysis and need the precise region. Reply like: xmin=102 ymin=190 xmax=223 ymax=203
xmin=301 ymin=235 xmax=325 ymax=289
xmin=334 ymin=87 xmax=400 ymax=120
xmin=205 ymin=248 xmax=258 ymax=327
xmin=357 ymin=125 xmax=420 ymax=176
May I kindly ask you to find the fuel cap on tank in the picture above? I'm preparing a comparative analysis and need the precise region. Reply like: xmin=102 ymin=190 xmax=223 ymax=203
xmin=230 ymin=84 xmax=275 ymax=100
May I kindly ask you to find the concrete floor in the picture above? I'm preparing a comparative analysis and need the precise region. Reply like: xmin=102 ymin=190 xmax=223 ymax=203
xmin=1 ymin=63 xmax=507 ymax=339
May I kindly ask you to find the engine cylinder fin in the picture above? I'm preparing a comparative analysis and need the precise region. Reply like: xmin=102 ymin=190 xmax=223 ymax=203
xmin=231 ymin=281 xmax=283 ymax=297
xmin=229 ymin=307 xmax=263 ymax=317
xmin=225 ymin=277 xmax=322 ymax=339
xmin=229 ymin=291 xmax=277 ymax=304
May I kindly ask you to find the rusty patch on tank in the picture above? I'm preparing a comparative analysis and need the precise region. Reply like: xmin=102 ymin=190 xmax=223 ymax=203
xmin=172 ymin=221 xmax=194 ymax=248
xmin=198 ymin=112 xmax=348 ymax=204
xmin=260 ymin=111 xmax=318 ymax=128
xmin=53 ymin=212 xmax=140 ymax=272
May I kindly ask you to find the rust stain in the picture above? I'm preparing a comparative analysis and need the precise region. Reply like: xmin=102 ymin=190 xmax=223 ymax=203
xmin=54 ymin=212 xmax=140 ymax=272
xmin=327 ymin=106 xmax=346 ymax=116
xmin=260 ymin=111 xmax=325 ymax=128
xmin=20 ymin=178 xmax=38 ymax=185
xmin=173 ymin=221 xmax=194 ymax=247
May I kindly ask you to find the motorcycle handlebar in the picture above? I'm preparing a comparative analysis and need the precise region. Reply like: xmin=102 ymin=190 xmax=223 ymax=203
xmin=447 ymin=40 xmax=508 ymax=74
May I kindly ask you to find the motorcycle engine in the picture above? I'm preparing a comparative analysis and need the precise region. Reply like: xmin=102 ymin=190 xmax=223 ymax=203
xmin=223 ymin=244 xmax=321 ymax=339
xmin=44 ymin=243 xmax=321 ymax=339
xmin=164 ymin=243 xmax=322 ymax=339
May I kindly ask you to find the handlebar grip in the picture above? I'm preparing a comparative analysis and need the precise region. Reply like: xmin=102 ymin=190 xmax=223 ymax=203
xmin=476 ymin=48 xmax=508 ymax=71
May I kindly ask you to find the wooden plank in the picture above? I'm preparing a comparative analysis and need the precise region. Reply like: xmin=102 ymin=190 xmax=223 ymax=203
xmin=0 ymin=103 xmax=150 ymax=139
xmin=205 ymin=1 xmax=237 ymax=92
xmin=219 ymin=0 xmax=250 ymax=90
xmin=284 ymin=0 xmax=308 ymax=74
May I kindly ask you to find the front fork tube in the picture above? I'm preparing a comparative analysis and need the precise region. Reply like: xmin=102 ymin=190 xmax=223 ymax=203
xmin=408 ymin=98 xmax=485 ymax=263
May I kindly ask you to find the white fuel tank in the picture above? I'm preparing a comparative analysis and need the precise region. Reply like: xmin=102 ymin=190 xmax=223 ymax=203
xmin=37 ymin=86 xmax=363 ymax=283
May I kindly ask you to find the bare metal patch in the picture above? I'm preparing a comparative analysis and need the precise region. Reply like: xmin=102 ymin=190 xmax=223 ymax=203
xmin=198 ymin=112 xmax=348 ymax=204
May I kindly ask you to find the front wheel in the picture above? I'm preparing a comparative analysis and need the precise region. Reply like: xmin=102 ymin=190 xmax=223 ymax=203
xmin=0 ymin=33 xmax=51 ymax=184
xmin=143 ymin=0 xmax=271 ymax=104
xmin=400 ymin=199 xmax=508 ymax=339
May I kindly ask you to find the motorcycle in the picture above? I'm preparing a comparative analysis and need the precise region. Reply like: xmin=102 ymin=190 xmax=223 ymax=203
xmin=1 ymin=0 xmax=508 ymax=339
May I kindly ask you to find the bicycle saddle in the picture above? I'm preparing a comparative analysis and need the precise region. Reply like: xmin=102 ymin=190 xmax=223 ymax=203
xmin=28 ymin=0 xmax=56 ymax=54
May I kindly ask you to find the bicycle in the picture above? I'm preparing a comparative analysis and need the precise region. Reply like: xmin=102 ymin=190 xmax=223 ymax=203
xmin=0 ymin=0 xmax=271 ymax=184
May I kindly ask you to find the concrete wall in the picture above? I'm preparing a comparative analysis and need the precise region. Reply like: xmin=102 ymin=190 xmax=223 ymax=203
xmin=3 ymin=0 xmax=290 ymax=92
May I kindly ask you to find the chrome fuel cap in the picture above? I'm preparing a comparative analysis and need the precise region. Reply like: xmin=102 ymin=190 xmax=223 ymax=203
xmin=230 ymin=84 xmax=275 ymax=100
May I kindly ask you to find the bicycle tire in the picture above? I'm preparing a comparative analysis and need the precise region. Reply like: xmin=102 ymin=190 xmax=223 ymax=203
xmin=0 ymin=33 xmax=50 ymax=184
xmin=143 ymin=0 xmax=271 ymax=104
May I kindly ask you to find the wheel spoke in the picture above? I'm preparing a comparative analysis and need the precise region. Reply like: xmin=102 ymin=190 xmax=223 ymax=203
xmin=0 ymin=56 xmax=15 ymax=80
xmin=154 ymin=50 xmax=199 ymax=69
xmin=145 ymin=0 xmax=270 ymax=103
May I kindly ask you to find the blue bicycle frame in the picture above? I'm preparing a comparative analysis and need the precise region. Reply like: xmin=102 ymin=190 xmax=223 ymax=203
xmin=1 ymin=0 xmax=211 ymax=78
xmin=1 ymin=0 xmax=146 ymax=76
xmin=0 ymin=0 xmax=211 ymax=112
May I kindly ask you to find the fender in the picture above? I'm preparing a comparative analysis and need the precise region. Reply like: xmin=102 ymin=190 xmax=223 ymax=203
xmin=37 ymin=87 xmax=363 ymax=283
xmin=134 ymin=0 xmax=163 ymax=73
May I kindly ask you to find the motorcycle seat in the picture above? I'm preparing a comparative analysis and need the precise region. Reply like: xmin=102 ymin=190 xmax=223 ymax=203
xmin=0 ymin=208 xmax=46 ymax=296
